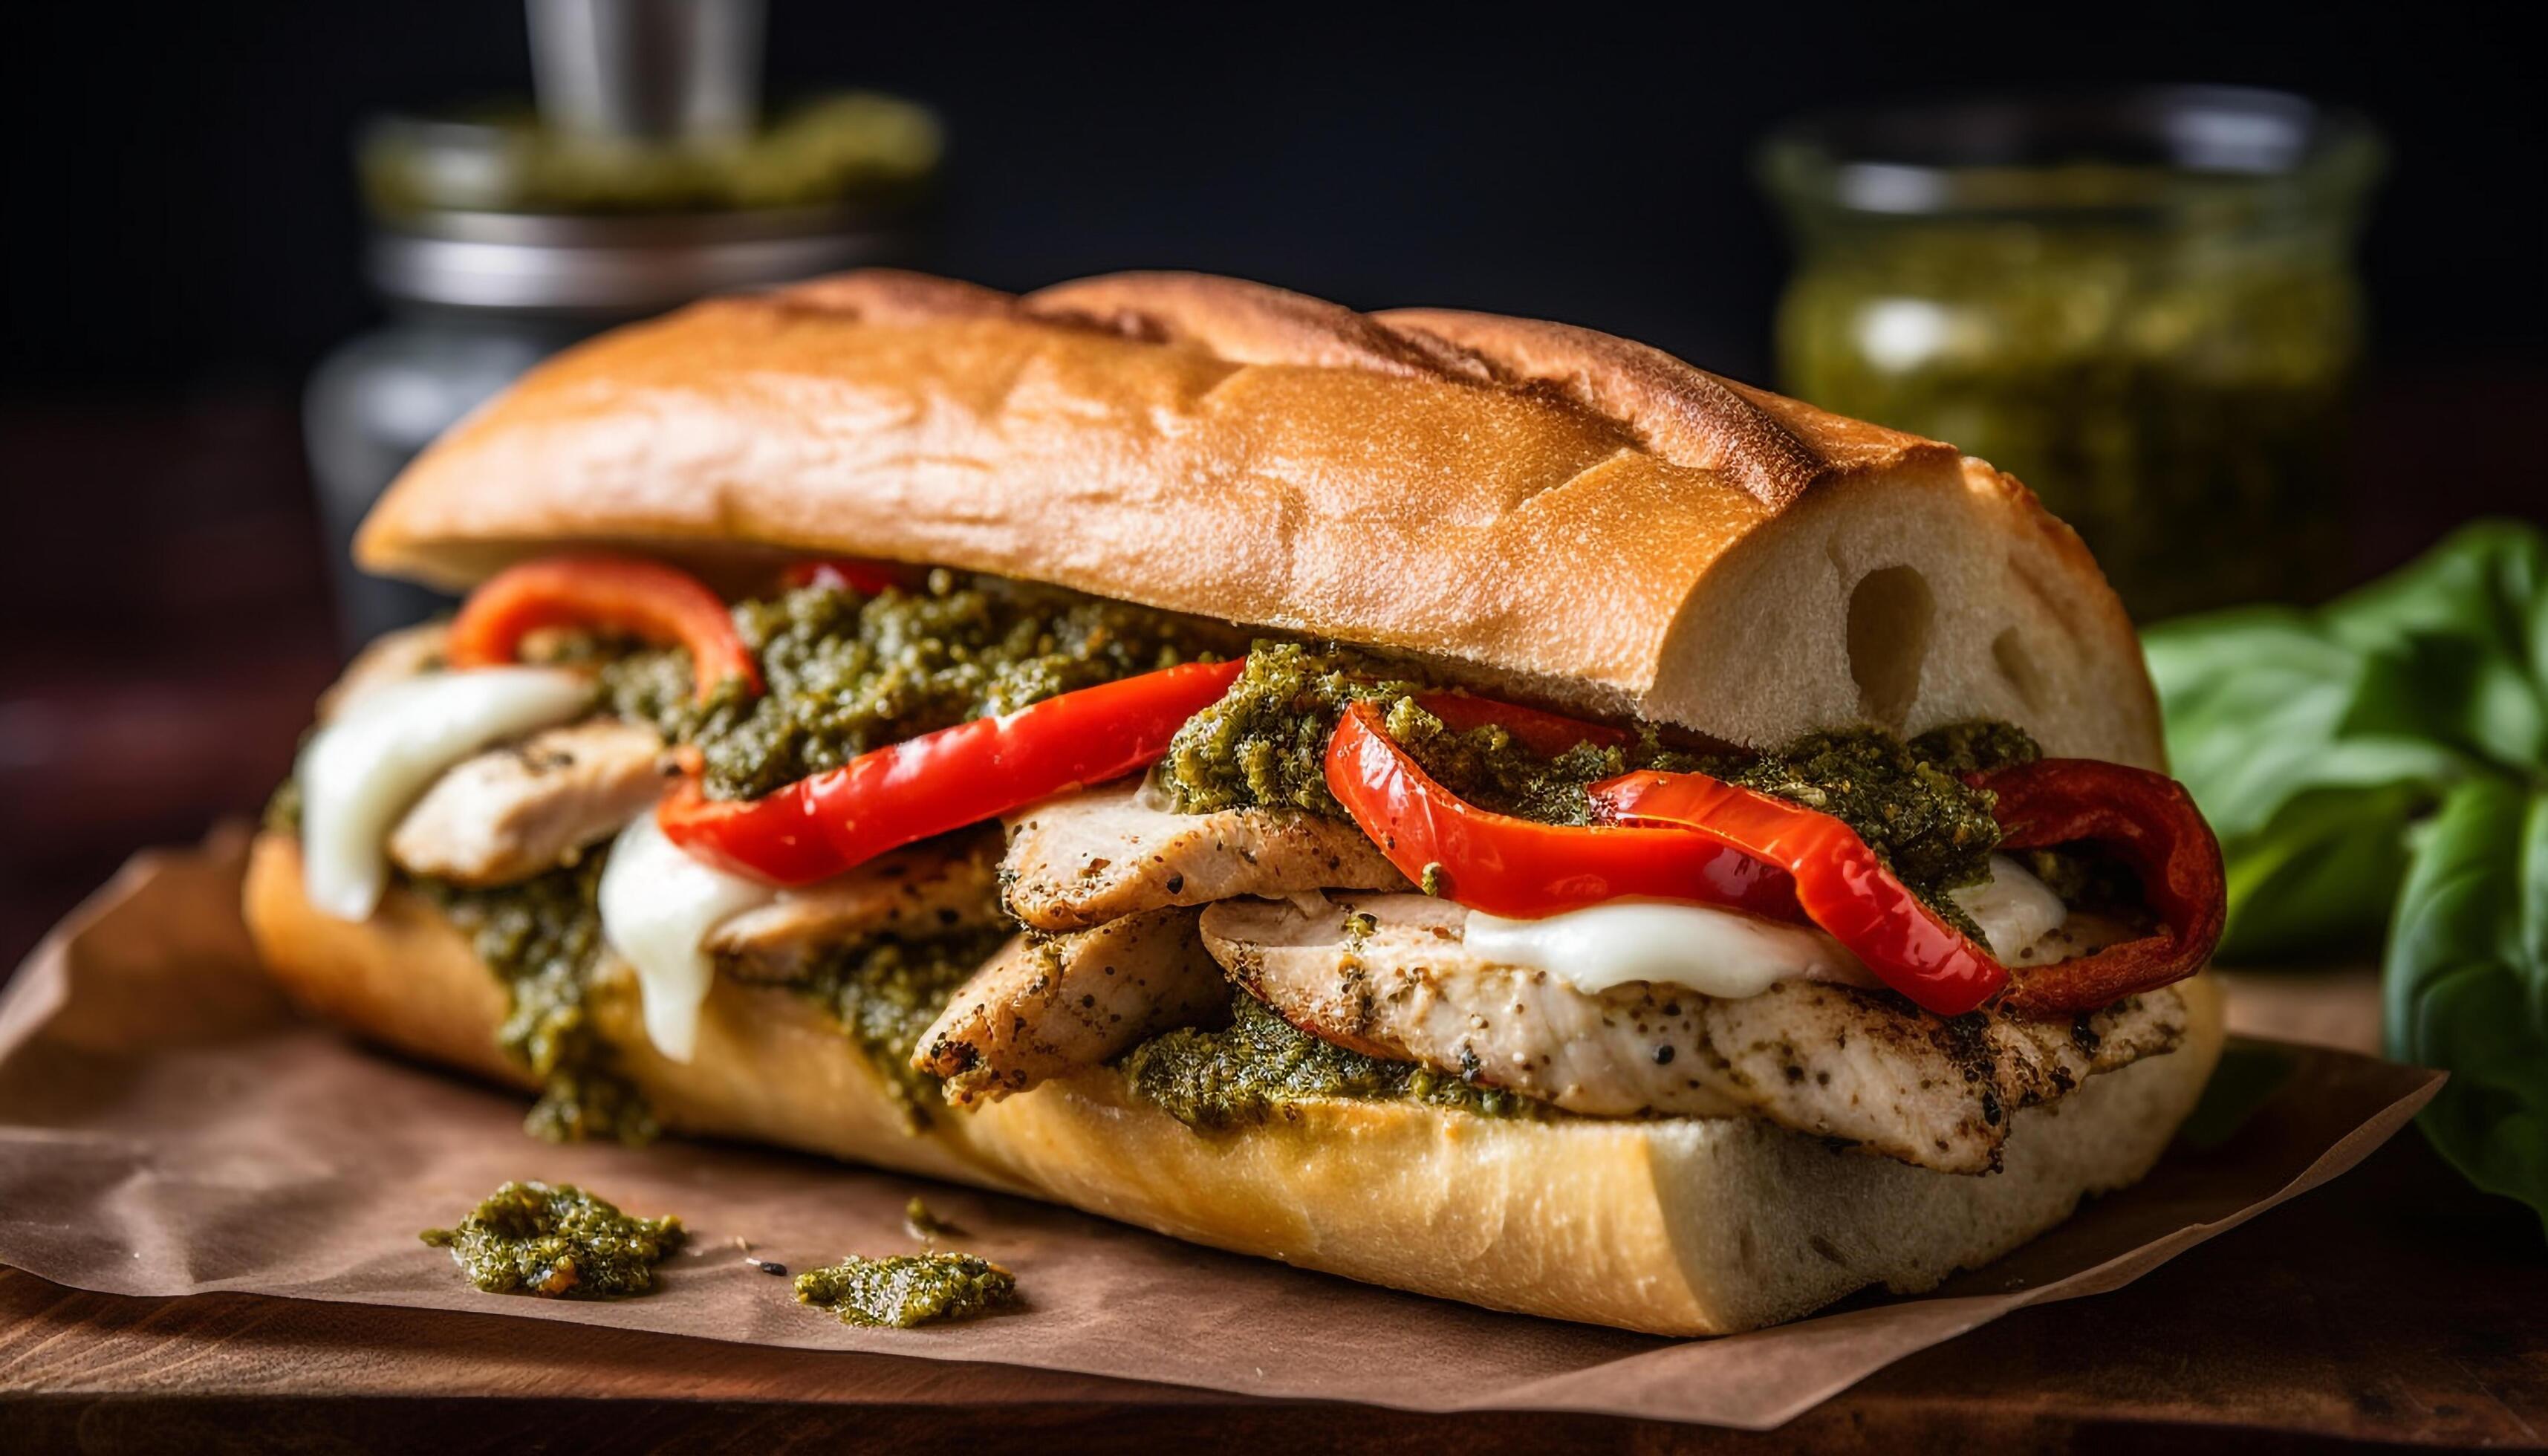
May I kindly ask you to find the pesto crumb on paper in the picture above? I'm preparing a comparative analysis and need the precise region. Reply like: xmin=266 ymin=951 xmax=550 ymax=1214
xmin=420 ymin=1180 xmax=683 ymax=1299
xmin=793 ymin=1252 xmax=1020 ymax=1328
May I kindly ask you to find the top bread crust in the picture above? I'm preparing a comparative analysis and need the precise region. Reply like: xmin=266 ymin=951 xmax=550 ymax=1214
xmin=357 ymin=269 xmax=2159 ymax=764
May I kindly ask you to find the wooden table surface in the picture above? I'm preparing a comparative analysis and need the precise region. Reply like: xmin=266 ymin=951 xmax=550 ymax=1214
xmin=4 ymin=397 xmax=2544 ymax=1450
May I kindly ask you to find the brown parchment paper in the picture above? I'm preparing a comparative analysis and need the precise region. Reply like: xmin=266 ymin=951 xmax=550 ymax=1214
xmin=0 ymin=833 xmax=2441 ymax=1430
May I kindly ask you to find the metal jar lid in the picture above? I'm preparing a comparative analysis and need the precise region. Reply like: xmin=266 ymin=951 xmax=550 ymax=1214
xmin=365 ymin=198 xmax=912 ymax=313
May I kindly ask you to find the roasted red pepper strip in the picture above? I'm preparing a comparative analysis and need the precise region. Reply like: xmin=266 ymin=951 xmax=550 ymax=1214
xmin=446 ymin=553 xmax=758 ymax=703
xmin=660 ymin=658 xmax=1246 ymax=884
xmin=1969 ymin=758 xmax=2225 ymax=1018
xmin=1587 ymin=770 xmax=2009 ymax=1015
xmin=781 ymin=557 xmax=913 ymax=596
xmin=1322 ymin=699 xmax=1801 ymax=923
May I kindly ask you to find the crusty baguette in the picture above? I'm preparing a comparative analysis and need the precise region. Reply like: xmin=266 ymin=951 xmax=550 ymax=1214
xmin=356 ymin=270 xmax=2160 ymax=767
xmin=244 ymin=831 xmax=2223 ymax=1335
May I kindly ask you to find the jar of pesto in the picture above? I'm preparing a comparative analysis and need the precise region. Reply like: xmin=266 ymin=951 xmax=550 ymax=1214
xmin=1758 ymin=88 xmax=2382 ymax=619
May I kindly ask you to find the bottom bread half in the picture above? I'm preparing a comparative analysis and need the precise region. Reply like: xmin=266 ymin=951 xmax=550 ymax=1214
xmin=243 ymin=831 xmax=2225 ymax=1336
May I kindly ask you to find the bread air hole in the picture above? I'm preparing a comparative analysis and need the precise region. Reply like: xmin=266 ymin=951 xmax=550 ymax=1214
xmin=1845 ymin=565 xmax=1934 ymax=731
xmin=1992 ymin=627 xmax=2047 ymax=713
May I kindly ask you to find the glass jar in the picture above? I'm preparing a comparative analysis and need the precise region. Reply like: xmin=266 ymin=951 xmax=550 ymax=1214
xmin=1758 ymin=88 xmax=2384 ymax=620
xmin=306 ymin=94 xmax=941 ymax=647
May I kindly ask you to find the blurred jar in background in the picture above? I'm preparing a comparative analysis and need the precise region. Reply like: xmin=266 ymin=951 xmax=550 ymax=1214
xmin=1758 ymin=88 xmax=2382 ymax=620
xmin=307 ymin=0 xmax=940 ymax=646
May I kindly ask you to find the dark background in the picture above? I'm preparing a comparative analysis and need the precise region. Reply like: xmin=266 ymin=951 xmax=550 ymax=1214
xmin=1 ymin=1 xmax=2541 ymax=966
xmin=10 ymin=2 xmax=2544 ymax=389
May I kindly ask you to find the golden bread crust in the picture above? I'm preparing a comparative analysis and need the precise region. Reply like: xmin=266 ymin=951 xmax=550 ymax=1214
xmin=356 ymin=269 xmax=2159 ymax=761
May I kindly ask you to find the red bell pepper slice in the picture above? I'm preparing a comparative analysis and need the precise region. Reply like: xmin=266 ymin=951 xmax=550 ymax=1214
xmin=1593 ymin=758 xmax=2225 ymax=1018
xmin=1969 ymin=758 xmax=2225 ymax=1018
xmin=1321 ymin=698 xmax=1801 ymax=923
xmin=446 ymin=553 xmax=759 ymax=703
xmin=1587 ymin=770 xmax=2008 ymax=1015
xmin=781 ymin=557 xmax=914 ymax=596
xmin=659 ymin=658 xmax=1245 ymax=884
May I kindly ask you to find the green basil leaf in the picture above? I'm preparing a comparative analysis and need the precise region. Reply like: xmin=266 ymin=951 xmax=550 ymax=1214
xmin=2382 ymin=778 xmax=2548 ymax=1232
xmin=2145 ymin=611 xmax=2466 ymax=958
xmin=2327 ymin=521 xmax=2548 ymax=770
xmin=2144 ymin=610 xmax=2373 ymax=839
xmin=2145 ymin=521 xmax=2546 ymax=960
xmin=2216 ymin=782 xmax=2430 ymax=959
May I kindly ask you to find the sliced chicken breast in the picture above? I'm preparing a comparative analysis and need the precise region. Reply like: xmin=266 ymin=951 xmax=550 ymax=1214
xmin=387 ymin=717 xmax=671 ymax=886
xmin=709 ymin=832 xmax=1007 ymax=983
xmin=1200 ymin=894 xmax=2187 ymax=1174
xmin=1001 ymin=782 xmax=1408 ymax=931
xmin=917 ymin=907 xmax=1227 ymax=1105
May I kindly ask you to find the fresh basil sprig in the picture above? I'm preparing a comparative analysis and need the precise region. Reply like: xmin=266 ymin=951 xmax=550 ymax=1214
xmin=2383 ymin=780 xmax=2548 ymax=1226
xmin=2145 ymin=520 xmax=2548 ymax=1228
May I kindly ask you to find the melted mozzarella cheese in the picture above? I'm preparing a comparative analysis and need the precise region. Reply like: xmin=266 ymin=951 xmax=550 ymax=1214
xmin=1461 ymin=854 xmax=2073 ymax=1001
xmin=1463 ymin=899 xmax=1876 ymax=1000
xmin=1949 ymin=854 xmax=2070 ymax=961
xmin=295 ymin=668 xmax=593 ymax=921
xmin=596 ymin=812 xmax=775 ymax=1064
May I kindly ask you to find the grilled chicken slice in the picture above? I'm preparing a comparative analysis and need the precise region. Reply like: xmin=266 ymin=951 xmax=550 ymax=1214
xmin=1001 ymin=782 xmax=1408 ymax=931
xmin=917 ymin=907 xmax=1226 ymax=1105
xmin=709 ymin=832 xmax=1007 ymax=983
xmin=387 ymin=717 xmax=671 ymax=886
xmin=1200 ymin=894 xmax=2187 ymax=1173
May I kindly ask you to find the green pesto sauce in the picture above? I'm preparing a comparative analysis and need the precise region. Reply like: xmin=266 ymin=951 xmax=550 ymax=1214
xmin=781 ymin=924 xmax=1015 ymax=1130
xmin=1380 ymin=696 xmax=1700 ymax=826
xmin=602 ymin=573 xmax=1242 ymax=802
xmin=793 ymin=1252 xmax=1019 ymax=1327
xmin=1154 ymin=639 xmax=1691 ymax=822
xmin=1709 ymin=720 xmax=2041 ymax=931
xmin=420 ymin=1180 xmax=682 ymax=1298
xmin=412 ymin=860 xmax=658 ymax=1145
xmin=1122 ymin=991 xmax=1544 ymax=1132
xmin=1157 ymin=640 xmax=1423 ymax=817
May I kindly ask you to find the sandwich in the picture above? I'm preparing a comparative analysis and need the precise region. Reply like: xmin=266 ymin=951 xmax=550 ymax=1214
xmin=245 ymin=268 xmax=2227 ymax=1336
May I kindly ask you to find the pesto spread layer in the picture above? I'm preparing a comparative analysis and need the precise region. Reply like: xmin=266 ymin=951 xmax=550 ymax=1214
xmin=1122 ymin=990 xmax=1545 ymax=1131
xmin=602 ymin=572 xmax=1242 ymax=802
xmin=787 ymin=922 xmax=1015 ymax=1130
xmin=412 ymin=850 xmax=1004 ymax=1143
xmin=794 ymin=1252 xmax=1019 ymax=1327
xmin=420 ymin=1180 xmax=682 ymax=1298
xmin=413 ymin=860 xmax=657 ymax=1145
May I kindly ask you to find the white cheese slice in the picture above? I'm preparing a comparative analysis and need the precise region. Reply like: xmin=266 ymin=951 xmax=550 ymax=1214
xmin=1461 ymin=854 xmax=2071 ymax=1002
xmin=295 ymin=667 xmax=592 ymax=922
xmin=1949 ymin=853 xmax=2070 ymax=962
xmin=1463 ymin=899 xmax=1876 ymax=1000
xmin=596 ymin=811 xmax=776 ymax=1064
